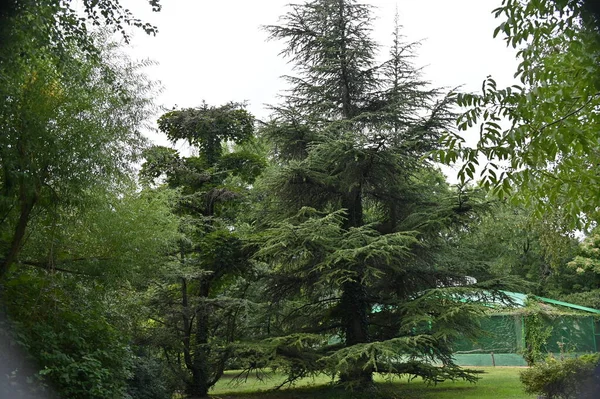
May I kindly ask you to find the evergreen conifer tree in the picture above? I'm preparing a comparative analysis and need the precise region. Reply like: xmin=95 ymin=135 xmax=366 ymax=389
xmin=253 ymin=0 xmax=500 ymax=390
xmin=140 ymin=103 xmax=265 ymax=397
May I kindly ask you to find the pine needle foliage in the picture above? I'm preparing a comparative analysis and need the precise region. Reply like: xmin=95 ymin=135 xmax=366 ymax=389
xmin=252 ymin=0 xmax=498 ymax=390
xmin=140 ymin=104 xmax=266 ymax=398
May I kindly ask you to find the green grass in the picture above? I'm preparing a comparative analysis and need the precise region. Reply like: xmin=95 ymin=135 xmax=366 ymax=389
xmin=208 ymin=367 xmax=534 ymax=399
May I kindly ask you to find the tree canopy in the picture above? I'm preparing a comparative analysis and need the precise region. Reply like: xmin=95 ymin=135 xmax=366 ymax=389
xmin=436 ymin=0 xmax=600 ymax=227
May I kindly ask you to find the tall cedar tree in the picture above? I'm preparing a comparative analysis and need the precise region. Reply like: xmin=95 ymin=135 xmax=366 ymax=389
xmin=255 ymin=0 xmax=504 ymax=390
xmin=141 ymin=103 xmax=265 ymax=398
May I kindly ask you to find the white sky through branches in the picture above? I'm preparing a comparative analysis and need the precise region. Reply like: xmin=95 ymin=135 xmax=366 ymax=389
xmin=119 ymin=0 xmax=517 ymax=160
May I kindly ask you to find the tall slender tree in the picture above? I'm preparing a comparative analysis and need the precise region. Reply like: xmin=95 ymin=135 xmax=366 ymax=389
xmin=141 ymin=103 xmax=265 ymax=398
xmin=254 ymin=0 xmax=498 ymax=390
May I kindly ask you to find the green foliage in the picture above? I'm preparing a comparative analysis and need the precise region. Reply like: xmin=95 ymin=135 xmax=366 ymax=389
xmin=520 ymin=354 xmax=600 ymax=399
xmin=265 ymin=0 xmax=378 ymax=119
xmin=217 ymin=151 xmax=267 ymax=184
xmin=256 ymin=207 xmax=418 ymax=289
xmin=553 ymin=228 xmax=600 ymax=308
xmin=5 ymin=186 xmax=180 ymax=284
xmin=140 ymin=146 xmax=181 ymax=181
xmin=127 ymin=349 xmax=174 ymax=399
xmin=0 ymin=0 xmax=161 ymax=60
xmin=2 ymin=271 xmax=135 ymax=398
xmin=445 ymin=202 xmax=586 ymax=297
xmin=157 ymin=103 xmax=254 ymax=165
xmin=260 ymin=121 xmax=317 ymax=162
xmin=253 ymin=0 xmax=503 ymax=389
xmin=560 ymin=289 xmax=600 ymax=309
xmin=568 ymin=229 xmax=600 ymax=274
xmin=0 ymin=30 xmax=159 ymax=278
xmin=523 ymin=313 xmax=554 ymax=366
xmin=436 ymin=0 xmax=600 ymax=227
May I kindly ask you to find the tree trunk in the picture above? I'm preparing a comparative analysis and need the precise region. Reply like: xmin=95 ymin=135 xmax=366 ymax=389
xmin=339 ymin=279 xmax=373 ymax=387
xmin=342 ymin=188 xmax=363 ymax=229
xmin=337 ymin=0 xmax=353 ymax=120
xmin=187 ymin=279 xmax=211 ymax=398
xmin=0 ymin=192 xmax=37 ymax=280
xmin=339 ymin=185 xmax=372 ymax=387
xmin=180 ymin=277 xmax=194 ymax=374
xmin=187 ymin=369 xmax=209 ymax=399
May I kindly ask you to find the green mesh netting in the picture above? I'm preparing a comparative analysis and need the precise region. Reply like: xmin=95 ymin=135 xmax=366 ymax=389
xmin=454 ymin=315 xmax=522 ymax=353
xmin=454 ymin=314 xmax=597 ymax=355
xmin=544 ymin=315 xmax=596 ymax=353
xmin=452 ymin=312 xmax=598 ymax=366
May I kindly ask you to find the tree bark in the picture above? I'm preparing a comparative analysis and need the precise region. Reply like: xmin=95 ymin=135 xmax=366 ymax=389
xmin=181 ymin=277 xmax=194 ymax=374
xmin=339 ymin=280 xmax=373 ymax=387
xmin=187 ymin=279 xmax=211 ymax=398
xmin=341 ymin=188 xmax=363 ymax=229
xmin=0 ymin=192 xmax=37 ymax=280
xmin=339 ymin=187 xmax=372 ymax=387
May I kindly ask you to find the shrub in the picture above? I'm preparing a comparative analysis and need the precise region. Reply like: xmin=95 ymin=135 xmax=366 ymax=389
xmin=523 ymin=312 xmax=553 ymax=366
xmin=520 ymin=354 xmax=600 ymax=399
xmin=2 ymin=272 xmax=135 ymax=399
xmin=127 ymin=350 xmax=173 ymax=399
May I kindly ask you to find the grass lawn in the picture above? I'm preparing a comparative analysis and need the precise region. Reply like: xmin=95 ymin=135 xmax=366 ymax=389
xmin=209 ymin=367 xmax=534 ymax=399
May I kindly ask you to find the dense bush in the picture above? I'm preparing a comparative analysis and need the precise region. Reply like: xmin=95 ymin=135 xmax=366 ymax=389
xmin=2 ymin=272 xmax=135 ymax=399
xmin=127 ymin=350 xmax=174 ymax=399
xmin=520 ymin=354 xmax=600 ymax=399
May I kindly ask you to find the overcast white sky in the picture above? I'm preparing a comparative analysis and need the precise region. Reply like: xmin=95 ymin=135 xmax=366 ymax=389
xmin=118 ymin=0 xmax=518 ymax=149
